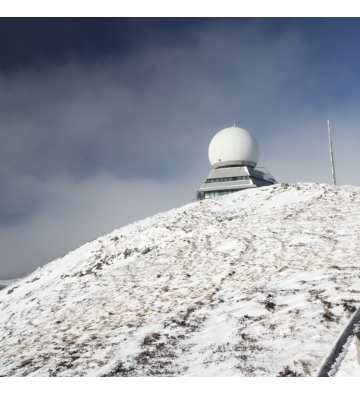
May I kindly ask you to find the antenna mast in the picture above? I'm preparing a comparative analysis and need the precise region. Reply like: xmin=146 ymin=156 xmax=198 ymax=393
xmin=327 ymin=120 xmax=337 ymax=186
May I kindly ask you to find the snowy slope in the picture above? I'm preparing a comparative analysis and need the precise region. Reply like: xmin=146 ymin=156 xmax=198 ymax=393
xmin=1 ymin=183 xmax=360 ymax=377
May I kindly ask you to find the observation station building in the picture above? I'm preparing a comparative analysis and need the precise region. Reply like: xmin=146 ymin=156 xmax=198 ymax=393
xmin=196 ymin=126 xmax=277 ymax=200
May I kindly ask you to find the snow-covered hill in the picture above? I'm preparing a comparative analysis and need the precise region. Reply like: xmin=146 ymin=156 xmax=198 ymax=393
xmin=1 ymin=183 xmax=360 ymax=377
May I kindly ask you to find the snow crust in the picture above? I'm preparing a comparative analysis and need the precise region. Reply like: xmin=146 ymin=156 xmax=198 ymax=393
xmin=1 ymin=183 xmax=360 ymax=377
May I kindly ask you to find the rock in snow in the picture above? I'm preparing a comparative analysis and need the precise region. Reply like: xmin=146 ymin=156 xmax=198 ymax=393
xmin=1 ymin=183 xmax=360 ymax=377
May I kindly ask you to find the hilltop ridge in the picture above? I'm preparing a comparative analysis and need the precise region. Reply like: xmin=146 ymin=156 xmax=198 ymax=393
xmin=1 ymin=183 xmax=360 ymax=377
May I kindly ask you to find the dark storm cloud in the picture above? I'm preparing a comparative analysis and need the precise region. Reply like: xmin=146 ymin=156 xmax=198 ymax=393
xmin=0 ymin=18 xmax=207 ymax=72
xmin=1 ymin=19 xmax=360 ymax=279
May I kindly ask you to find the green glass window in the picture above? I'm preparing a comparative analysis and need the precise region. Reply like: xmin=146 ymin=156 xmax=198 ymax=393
xmin=205 ymin=176 xmax=250 ymax=183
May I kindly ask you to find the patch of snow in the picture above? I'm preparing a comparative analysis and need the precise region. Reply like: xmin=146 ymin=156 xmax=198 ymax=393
xmin=333 ymin=336 xmax=360 ymax=377
xmin=0 ymin=279 xmax=19 ymax=286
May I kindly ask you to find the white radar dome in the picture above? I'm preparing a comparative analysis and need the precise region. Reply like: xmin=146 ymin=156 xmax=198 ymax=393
xmin=208 ymin=126 xmax=259 ymax=168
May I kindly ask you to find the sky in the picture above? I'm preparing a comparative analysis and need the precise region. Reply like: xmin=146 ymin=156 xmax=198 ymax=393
xmin=1 ymin=17 xmax=360 ymax=279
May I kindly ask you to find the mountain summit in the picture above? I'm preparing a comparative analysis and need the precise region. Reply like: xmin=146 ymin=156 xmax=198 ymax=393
xmin=1 ymin=183 xmax=360 ymax=377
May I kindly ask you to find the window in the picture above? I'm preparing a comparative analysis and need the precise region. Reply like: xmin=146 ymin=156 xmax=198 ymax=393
xmin=250 ymin=177 xmax=274 ymax=186
xmin=204 ymin=189 xmax=241 ymax=199
xmin=205 ymin=176 xmax=250 ymax=183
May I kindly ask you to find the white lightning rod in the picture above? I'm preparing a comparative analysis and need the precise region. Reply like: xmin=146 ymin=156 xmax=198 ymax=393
xmin=327 ymin=120 xmax=337 ymax=186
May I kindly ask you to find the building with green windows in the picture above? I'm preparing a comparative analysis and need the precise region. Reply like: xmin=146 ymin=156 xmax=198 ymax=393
xmin=196 ymin=126 xmax=277 ymax=200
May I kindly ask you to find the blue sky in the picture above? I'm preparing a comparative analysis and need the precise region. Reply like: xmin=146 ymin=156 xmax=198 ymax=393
xmin=1 ymin=18 xmax=360 ymax=279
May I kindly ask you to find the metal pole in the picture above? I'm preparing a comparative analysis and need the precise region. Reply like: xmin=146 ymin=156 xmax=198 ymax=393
xmin=327 ymin=120 xmax=337 ymax=186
